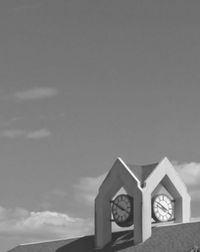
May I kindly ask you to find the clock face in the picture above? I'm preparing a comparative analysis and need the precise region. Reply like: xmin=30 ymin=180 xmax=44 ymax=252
xmin=111 ymin=194 xmax=133 ymax=227
xmin=152 ymin=194 xmax=174 ymax=222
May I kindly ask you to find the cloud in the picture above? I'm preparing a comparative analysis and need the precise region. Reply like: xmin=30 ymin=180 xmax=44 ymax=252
xmin=190 ymin=190 xmax=200 ymax=201
xmin=39 ymin=189 xmax=69 ymax=210
xmin=13 ymin=3 xmax=41 ymax=12
xmin=0 ymin=129 xmax=52 ymax=139
xmin=0 ymin=206 xmax=93 ymax=241
xmin=0 ymin=129 xmax=25 ymax=138
xmin=27 ymin=129 xmax=52 ymax=139
xmin=173 ymin=161 xmax=200 ymax=185
xmin=74 ymin=173 xmax=107 ymax=205
xmin=173 ymin=161 xmax=200 ymax=205
xmin=48 ymin=189 xmax=68 ymax=198
xmin=14 ymin=88 xmax=57 ymax=100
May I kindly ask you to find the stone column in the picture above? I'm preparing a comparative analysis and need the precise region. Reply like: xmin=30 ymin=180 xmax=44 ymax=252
xmin=95 ymin=195 xmax=112 ymax=249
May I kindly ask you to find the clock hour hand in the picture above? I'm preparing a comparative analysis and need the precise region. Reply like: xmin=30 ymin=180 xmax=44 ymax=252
xmin=155 ymin=202 xmax=172 ymax=216
xmin=112 ymin=202 xmax=129 ymax=214
xmin=156 ymin=202 xmax=167 ymax=211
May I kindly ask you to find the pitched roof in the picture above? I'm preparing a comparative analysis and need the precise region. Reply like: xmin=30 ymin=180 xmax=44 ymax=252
xmin=7 ymin=236 xmax=93 ymax=252
xmin=127 ymin=162 xmax=158 ymax=185
xmin=7 ymin=222 xmax=200 ymax=252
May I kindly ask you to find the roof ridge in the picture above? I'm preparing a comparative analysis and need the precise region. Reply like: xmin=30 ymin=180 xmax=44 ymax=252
xmin=127 ymin=162 xmax=158 ymax=184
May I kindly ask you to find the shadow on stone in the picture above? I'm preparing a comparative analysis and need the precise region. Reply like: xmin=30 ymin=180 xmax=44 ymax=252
xmin=55 ymin=230 xmax=134 ymax=252
xmin=56 ymin=236 xmax=94 ymax=252
xmin=101 ymin=230 xmax=134 ymax=251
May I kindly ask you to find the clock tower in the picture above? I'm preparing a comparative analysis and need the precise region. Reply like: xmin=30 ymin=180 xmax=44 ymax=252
xmin=95 ymin=157 xmax=191 ymax=249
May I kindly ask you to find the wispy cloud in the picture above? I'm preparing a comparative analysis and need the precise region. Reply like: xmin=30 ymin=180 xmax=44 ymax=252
xmin=0 ymin=206 xmax=92 ymax=241
xmin=12 ymin=3 xmax=41 ymax=12
xmin=190 ymin=190 xmax=200 ymax=201
xmin=14 ymin=88 xmax=58 ymax=101
xmin=27 ymin=129 xmax=52 ymax=139
xmin=0 ymin=129 xmax=25 ymax=138
xmin=173 ymin=161 xmax=200 ymax=206
xmin=173 ymin=161 xmax=200 ymax=185
xmin=74 ymin=173 xmax=107 ymax=205
xmin=39 ymin=188 xmax=69 ymax=210
xmin=50 ymin=189 xmax=68 ymax=198
xmin=0 ymin=129 xmax=52 ymax=139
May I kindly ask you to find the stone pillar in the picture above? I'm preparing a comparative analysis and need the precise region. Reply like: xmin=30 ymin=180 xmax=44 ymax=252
xmin=95 ymin=195 xmax=112 ymax=249
xmin=141 ymin=190 xmax=152 ymax=242
xmin=174 ymin=197 xmax=182 ymax=223
xmin=182 ymin=195 xmax=191 ymax=223
xmin=133 ymin=192 xmax=143 ymax=244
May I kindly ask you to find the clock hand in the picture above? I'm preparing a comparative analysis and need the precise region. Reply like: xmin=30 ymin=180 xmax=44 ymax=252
xmin=156 ymin=202 xmax=168 ymax=211
xmin=156 ymin=202 xmax=172 ymax=216
xmin=112 ymin=202 xmax=130 ymax=214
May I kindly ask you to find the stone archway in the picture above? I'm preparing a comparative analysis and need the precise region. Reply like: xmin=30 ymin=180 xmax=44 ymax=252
xmin=95 ymin=158 xmax=143 ymax=249
xmin=95 ymin=157 xmax=191 ymax=249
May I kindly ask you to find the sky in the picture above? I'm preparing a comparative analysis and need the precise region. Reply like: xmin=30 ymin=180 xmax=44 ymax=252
xmin=1 ymin=0 xmax=200 ymax=250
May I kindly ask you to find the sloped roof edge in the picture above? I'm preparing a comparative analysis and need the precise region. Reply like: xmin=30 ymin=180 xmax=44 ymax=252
xmin=117 ymin=157 xmax=142 ymax=191
xmin=127 ymin=162 xmax=159 ymax=185
xmin=144 ymin=156 xmax=189 ymax=193
xmin=143 ymin=156 xmax=168 ymax=185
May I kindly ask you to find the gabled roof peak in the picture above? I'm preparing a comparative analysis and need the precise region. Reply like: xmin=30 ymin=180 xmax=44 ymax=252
xmin=118 ymin=156 xmax=170 ymax=185
xmin=127 ymin=162 xmax=158 ymax=184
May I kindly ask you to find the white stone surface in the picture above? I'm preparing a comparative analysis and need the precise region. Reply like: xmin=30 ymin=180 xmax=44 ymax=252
xmin=95 ymin=157 xmax=191 ymax=249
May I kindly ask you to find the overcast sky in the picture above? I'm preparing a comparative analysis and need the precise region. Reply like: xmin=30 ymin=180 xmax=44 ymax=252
xmin=1 ymin=0 xmax=200 ymax=251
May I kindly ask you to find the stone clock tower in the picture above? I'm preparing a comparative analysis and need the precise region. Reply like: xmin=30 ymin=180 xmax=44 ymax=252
xmin=95 ymin=157 xmax=191 ymax=249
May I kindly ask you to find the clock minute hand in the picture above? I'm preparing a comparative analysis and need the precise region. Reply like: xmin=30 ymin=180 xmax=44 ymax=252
xmin=156 ymin=202 xmax=167 ymax=211
xmin=112 ymin=202 xmax=129 ymax=214
xmin=156 ymin=202 xmax=172 ymax=216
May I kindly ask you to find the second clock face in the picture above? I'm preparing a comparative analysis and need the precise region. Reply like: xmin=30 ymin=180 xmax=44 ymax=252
xmin=152 ymin=194 xmax=173 ymax=222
